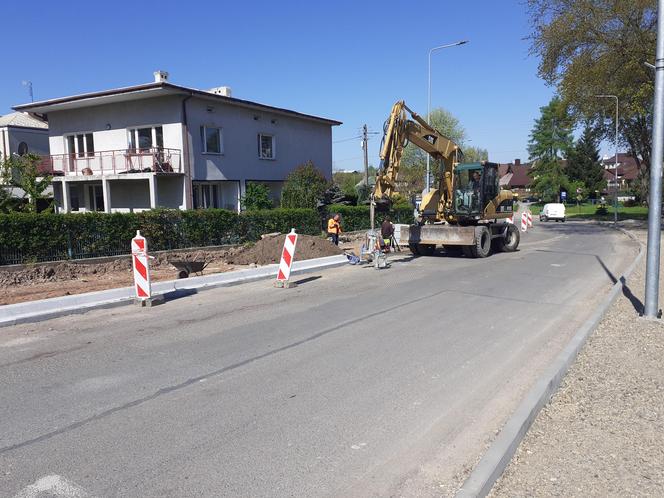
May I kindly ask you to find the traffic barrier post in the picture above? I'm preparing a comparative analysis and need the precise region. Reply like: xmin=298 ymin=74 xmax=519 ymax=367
xmin=521 ymin=212 xmax=528 ymax=232
xmin=275 ymin=229 xmax=298 ymax=288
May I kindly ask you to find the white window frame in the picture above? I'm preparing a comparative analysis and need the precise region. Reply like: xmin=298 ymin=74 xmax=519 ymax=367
xmin=201 ymin=126 xmax=223 ymax=155
xmin=127 ymin=125 xmax=164 ymax=152
xmin=193 ymin=183 xmax=220 ymax=209
xmin=64 ymin=132 xmax=95 ymax=157
xmin=258 ymin=133 xmax=275 ymax=160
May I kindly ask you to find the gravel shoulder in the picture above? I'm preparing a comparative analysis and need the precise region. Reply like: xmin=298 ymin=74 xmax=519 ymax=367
xmin=490 ymin=224 xmax=664 ymax=497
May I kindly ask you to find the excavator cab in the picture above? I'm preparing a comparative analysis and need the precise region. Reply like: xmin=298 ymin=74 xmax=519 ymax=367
xmin=451 ymin=162 xmax=500 ymax=219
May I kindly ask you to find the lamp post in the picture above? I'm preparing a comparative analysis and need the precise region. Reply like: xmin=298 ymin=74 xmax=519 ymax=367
xmin=426 ymin=40 xmax=468 ymax=193
xmin=595 ymin=94 xmax=619 ymax=224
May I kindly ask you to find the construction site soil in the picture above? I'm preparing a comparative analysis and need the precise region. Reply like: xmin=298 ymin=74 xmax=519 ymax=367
xmin=0 ymin=234 xmax=342 ymax=305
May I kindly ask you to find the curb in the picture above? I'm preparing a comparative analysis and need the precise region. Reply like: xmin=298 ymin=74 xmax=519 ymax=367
xmin=0 ymin=254 xmax=349 ymax=328
xmin=455 ymin=226 xmax=644 ymax=498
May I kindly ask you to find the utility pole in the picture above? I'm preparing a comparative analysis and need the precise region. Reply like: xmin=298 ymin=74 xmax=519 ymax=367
xmin=362 ymin=124 xmax=369 ymax=188
xmin=644 ymin=0 xmax=664 ymax=318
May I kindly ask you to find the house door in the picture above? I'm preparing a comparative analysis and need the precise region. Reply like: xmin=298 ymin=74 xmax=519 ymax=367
xmin=88 ymin=185 xmax=105 ymax=211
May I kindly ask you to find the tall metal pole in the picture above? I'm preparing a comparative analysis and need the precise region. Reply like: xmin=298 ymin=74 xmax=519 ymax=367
xmin=614 ymin=97 xmax=619 ymax=225
xmin=595 ymin=95 xmax=619 ymax=224
xmin=644 ymin=0 xmax=664 ymax=318
xmin=362 ymin=124 xmax=369 ymax=188
xmin=426 ymin=40 xmax=468 ymax=193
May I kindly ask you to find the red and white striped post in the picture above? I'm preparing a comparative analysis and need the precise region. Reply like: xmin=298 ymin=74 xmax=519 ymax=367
xmin=527 ymin=210 xmax=533 ymax=228
xmin=520 ymin=212 xmax=528 ymax=232
xmin=275 ymin=229 xmax=298 ymax=288
xmin=506 ymin=214 xmax=513 ymax=224
xmin=132 ymin=230 xmax=152 ymax=300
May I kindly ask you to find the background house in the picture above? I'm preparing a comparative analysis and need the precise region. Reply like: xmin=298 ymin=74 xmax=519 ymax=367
xmin=499 ymin=159 xmax=533 ymax=198
xmin=0 ymin=112 xmax=49 ymax=161
xmin=13 ymin=72 xmax=341 ymax=213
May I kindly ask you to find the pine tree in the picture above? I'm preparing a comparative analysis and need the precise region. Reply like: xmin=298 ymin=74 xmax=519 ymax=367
xmin=566 ymin=125 xmax=606 ymax=198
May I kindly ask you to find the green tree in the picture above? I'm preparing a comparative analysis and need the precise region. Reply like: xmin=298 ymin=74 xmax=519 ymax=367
xmin=281 ymin=161 xmax=330 ymax=209
xmin=0 ymin=153 xmax=52 ymax=212
xmin=566 ymin=125 xmax=606 ymax=197
xmin=527 ymin=96 xmax=574 ymax=161
xmin=241 ymin=182 xmax=273 ymax=210
xmin=462 ymin=146 xmax=489 ymax=163
xmin=332 ymin=170 xmax=363 ymax=197
xmin=528 ymin=97 xmax=573 ymax=202
xmin=526 ymin=0 xmax=654 ymax=198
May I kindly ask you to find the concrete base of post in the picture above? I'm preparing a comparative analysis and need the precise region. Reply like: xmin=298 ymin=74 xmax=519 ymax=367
xmin=133 ymin=295 xmax=165 ymax=307
xmin=274 ymin=280 xmax=297 ymax=289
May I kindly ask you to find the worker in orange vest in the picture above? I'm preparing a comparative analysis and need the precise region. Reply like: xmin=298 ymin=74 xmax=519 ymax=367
xmin=327 ymin=213 xmax=342 ymax=245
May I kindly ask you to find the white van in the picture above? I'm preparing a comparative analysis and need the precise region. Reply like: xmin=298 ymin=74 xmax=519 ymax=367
xmin=539 ymin=203 xmax=566 ymax=222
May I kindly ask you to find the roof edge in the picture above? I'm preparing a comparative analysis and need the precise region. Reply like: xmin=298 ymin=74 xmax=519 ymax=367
xmin=13 ymin=81 xmax=342 ymax=126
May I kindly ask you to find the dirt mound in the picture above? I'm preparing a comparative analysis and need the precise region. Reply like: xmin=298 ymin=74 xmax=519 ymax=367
xmin=226 ymin=234 xmax=342 ymax=265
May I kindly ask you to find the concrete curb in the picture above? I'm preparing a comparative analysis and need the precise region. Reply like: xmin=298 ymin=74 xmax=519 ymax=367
xmin=455 ymin=226 xmax=644 ymax=498
xmin=0 ymin=254 xmax=349 ymax=328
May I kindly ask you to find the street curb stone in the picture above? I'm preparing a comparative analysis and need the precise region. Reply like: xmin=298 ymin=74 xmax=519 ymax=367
xmin=0 ymin=254 xmax=348 ymax=328
xmin=455 ymin=226 xmax=644 ymax=498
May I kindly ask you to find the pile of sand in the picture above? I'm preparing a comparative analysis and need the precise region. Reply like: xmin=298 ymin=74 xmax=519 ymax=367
xmin=225 ymin=234 xmax=342 ymax=265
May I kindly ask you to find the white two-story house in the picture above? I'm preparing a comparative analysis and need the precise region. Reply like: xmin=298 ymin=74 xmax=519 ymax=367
xmin=13 ymin=71 xmax=341 ymax=213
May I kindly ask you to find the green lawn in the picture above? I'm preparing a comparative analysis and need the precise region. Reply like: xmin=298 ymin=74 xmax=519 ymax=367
xmin=526 ymin=202 xmax=649 ymax=220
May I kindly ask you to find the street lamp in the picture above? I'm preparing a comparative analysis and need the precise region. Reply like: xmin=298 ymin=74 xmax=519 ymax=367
xmin=595 ymin=94 xmax=619 ymax=224
xmin=426 ymin=40 xmax=469 ymax=193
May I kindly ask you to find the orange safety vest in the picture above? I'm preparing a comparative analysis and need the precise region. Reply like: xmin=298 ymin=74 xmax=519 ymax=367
xmin=327 ymin=218 xmax=341 ymax=234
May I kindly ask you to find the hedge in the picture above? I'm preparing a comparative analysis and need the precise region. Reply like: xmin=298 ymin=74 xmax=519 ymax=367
xmin=327 ymin=204 xmax=415 ymax=232
xmin=0 ymin=205 xmax=413 ymax=265
xmin=0 ymin=208 xmax=320 ymax=265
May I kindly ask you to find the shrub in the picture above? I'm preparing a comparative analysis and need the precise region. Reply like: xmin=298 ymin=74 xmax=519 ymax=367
xmin=281 ymin=161 xmax=330 ymax=209
xmin=595 ymin=206 xmax=608 ymax=215
xmin=242 ymin=182 xmax=274 ymax=210
xmin=327 ymin=204 xmax=415 ymax=231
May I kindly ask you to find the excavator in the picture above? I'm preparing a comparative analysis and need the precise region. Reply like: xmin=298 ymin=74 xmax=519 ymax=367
xmin=372 ymin=101 xmax=520 ymax=258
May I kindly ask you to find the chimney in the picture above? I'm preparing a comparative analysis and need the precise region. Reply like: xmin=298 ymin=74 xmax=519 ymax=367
xmin=514 ymin=158 xmax=521 ymax=166
xmin=208 ymin=86 xmax=232 ymax=97
xmin=153 ymin=70 xmax=169 ymax=83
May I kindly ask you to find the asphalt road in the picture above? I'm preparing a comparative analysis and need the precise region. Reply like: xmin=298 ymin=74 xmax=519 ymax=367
xmin=0 ymin=221 xmax=638 ymax=498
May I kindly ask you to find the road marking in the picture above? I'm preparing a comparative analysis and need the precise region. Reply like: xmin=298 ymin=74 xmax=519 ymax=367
xmin=14 ymin=474 xmax=90 ymax=498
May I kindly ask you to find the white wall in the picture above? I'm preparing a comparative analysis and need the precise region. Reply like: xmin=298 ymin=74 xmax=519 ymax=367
xmin=47 ymin=96 xmax=184 ymax=155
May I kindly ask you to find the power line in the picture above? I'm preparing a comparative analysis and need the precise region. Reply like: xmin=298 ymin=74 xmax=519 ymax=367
xmin=333 ymin=135 xmax=362 ymax=144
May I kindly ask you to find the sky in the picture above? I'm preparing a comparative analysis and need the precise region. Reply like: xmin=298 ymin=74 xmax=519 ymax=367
xmin=0 ymin=0 xmax=558 ymax=169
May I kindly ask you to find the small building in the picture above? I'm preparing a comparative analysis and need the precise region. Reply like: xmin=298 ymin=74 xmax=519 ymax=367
xmin=499 ymin=159 xmax=533 ymax=197
xmin=13 ymin=72 xmax=341 ymax=213
xmin=602 ymin=153 xmax=641 ymax=192
xmin=0 ymin=112 xmax=49 ymax=161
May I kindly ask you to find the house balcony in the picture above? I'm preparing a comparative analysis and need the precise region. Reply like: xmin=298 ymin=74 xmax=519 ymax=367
xmin=38 ymin=148 xmax=182 ymax=177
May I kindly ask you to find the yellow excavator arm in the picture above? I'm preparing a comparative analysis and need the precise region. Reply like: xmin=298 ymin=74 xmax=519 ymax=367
xmin=374 ymin=101 xmax=462 ymax=220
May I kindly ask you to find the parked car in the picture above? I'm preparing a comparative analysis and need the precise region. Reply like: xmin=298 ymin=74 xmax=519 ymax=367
xmin=539 ymin=203 xmax=566 ymax=222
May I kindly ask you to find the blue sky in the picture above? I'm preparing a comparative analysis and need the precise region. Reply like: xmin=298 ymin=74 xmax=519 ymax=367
xmin=1 ymin=0 xmax=558 ymax=168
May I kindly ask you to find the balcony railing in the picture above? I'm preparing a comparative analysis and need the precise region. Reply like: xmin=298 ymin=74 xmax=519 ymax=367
xmin=38 ymin=148 xmax=182 ymax=176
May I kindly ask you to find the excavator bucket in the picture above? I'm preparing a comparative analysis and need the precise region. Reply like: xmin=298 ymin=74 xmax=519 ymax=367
xmin=374 ymin=196 xmax=392 ymax=212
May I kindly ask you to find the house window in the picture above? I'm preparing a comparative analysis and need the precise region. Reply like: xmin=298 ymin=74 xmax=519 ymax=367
xmin=128 ymin=126 xmax=164 ymax=152
xmin=65 ymin=133 xmax=94 ymax=157
xmin=201 ymin=126 xmax=222 ymax=154
xmin=193 ymin=183 xmax=220 ymax=209
xmin=17 ymin=142 xmax=28 ymax=156
xmin=258 ymin=134 xmax=275 ymax=159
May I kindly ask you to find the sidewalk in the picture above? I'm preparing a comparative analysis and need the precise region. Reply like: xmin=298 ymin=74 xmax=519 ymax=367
xmin=490 ymin=225 xmax=664 ymax=497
